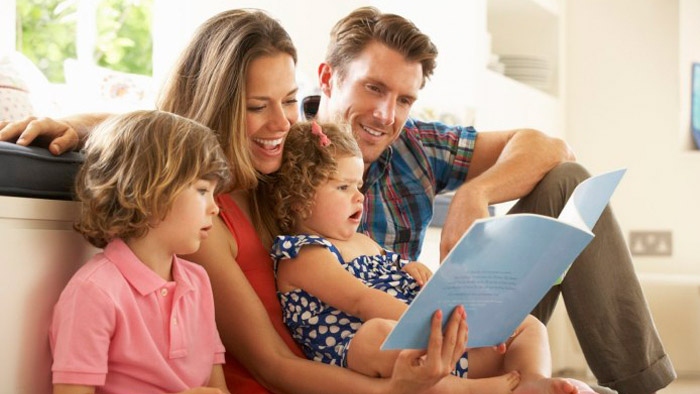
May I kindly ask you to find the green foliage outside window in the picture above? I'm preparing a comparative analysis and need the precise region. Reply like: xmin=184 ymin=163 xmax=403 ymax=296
xmin=95 ymin=0 xmax=153 ymax=76
xmin=16 ymin=0 xmax=152 ymax=83
xmin=16 ymin=0 xmax=77 ymax=83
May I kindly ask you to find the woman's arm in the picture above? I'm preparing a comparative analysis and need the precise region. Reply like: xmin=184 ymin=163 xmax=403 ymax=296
xmin=187 ymin=217 xmax=465 ymax=394
xmin=0 ymin=113 xmax=112 ymax=154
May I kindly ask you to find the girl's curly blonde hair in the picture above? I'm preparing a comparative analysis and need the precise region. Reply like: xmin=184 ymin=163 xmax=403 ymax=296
xmin=270 ymin=121 xmax=361 ymax=234
xmin=74 ymin=110 xmax=230 ymax=248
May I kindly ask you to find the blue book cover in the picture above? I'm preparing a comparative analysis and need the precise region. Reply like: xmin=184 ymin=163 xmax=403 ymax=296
xmin=381 ymin=168 xmax=626 ymax=349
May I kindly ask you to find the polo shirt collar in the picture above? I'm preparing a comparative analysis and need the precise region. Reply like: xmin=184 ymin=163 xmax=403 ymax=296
xmin=104 ymin=239 xmax=194 ymax=296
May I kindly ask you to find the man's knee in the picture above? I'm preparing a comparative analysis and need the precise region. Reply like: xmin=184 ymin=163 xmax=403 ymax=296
xmin=512 ymin=162 xmax=591 ymax=217
xmin=539 ymin=161 xmax=591 ymax=191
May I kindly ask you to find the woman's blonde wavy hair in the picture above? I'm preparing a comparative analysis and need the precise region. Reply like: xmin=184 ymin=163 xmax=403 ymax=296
xmin=269 ymin=121 xmax=361 ymax=235
xmin=74 ymin=110 xmax=230 ymax=248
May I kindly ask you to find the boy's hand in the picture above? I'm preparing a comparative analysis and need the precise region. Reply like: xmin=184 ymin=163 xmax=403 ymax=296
xmin=402 ymin=261 xmax=433 ymax=287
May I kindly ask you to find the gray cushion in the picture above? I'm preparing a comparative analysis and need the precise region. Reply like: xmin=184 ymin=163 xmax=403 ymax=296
xmin=0 ymin=141 xmax=83 ymax=200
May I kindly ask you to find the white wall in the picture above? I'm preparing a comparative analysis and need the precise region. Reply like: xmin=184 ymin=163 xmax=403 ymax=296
xmin=0 ymin=0 xmax=15 ymax=54
xmin=566 ymin=0 xmax=700 ymax=276
xmin=151 ymin=0 xmax=485 ymax=121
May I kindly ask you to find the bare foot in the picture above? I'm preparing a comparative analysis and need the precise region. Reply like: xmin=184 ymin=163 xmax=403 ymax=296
xmin=565 ymin=379 xmax=597 ymax=394
xmin=465 ymin=371 xmax=521 ymax=394
xmin=512 ymin=377 xmax=581 ymax=394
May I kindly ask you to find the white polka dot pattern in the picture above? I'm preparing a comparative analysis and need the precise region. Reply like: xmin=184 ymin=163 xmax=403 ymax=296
xmin=272 ymin=234 xmax=468 ymax=375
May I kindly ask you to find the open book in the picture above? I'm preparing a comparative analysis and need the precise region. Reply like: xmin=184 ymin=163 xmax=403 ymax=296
xmin=381 ymin=168 xmax=626 ymax=350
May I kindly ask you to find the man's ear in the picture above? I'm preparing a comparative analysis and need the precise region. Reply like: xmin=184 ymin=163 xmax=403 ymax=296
xmin=318 ymin=62 xmax=333 ymax=97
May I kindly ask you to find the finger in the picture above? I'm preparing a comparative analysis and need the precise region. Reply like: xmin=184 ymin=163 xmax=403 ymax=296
xmin=414 ymin=274 xmax=424 ymax=287
xmin=495 ymin=342 xmax=507 ymax=354
xmin=450 ymin=307 xmax=468 ymax=364
xmin=16 ymin=117 xmax=53 ymax=146
xmin=0 ymin=117 xmax=36 ymax=143
xmin=424 ymin=309 xmax=444 ymax=368
xmin=416 ymin=270 xmax=425 ymax=284
xmin=50 ymin=129 xmax=80 ymax=155
xmin=439 ymin=307 xmax=463 ymax=367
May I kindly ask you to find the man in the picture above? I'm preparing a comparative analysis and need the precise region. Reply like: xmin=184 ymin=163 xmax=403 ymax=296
xmin=305 ymin=7 xmax=675 ymax=394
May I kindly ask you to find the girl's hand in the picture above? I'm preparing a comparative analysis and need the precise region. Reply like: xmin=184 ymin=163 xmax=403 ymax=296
xmin=402 ymin=261 xmax=433 ymax=287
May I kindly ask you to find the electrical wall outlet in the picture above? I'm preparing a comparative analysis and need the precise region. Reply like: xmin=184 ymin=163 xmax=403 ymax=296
xmin=628 ymin=231 xmax=673 ymax=256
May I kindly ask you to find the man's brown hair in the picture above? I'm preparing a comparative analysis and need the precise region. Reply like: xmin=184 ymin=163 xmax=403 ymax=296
xmin=325 ymin=6 xmax=438 ymax=88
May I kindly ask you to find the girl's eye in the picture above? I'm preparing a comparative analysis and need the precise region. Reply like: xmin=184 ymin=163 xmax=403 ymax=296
xmin=338 ymin=185 xmax=349 ymax=191
xmin=247 ymin=105 xmax=265 ymax=112
xmin=284 ymin=98 xmax=298 ymax=106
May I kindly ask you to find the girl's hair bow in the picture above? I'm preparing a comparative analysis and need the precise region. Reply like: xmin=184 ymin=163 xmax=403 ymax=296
xmin=311 ymin=121 xmax=331 ymax=147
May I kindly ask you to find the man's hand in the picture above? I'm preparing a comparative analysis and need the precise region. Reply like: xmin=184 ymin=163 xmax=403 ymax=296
xmin=402 ymin=261 xmax=433 ymax=287
xmin=439 ymin=186 xmax=491 ymax=261
xmin=0 ymin=116 xmax=83 ymax=155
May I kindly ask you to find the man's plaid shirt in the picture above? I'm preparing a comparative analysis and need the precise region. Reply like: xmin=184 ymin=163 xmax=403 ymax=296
xmin=302 ymin=96 xmax=477 ymax=261
xmin=359 ymin=117 xmax=477 ymax=261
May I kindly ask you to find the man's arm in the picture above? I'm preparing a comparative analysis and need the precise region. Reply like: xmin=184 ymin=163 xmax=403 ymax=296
xmin=439 ymin=128 xmax=575 ymax=260
xmin=0 ymin=113 xmax=112 ymax=155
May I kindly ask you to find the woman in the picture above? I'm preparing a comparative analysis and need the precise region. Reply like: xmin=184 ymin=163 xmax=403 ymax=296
xmin=0 ymin=9 xmax=466 ymax=394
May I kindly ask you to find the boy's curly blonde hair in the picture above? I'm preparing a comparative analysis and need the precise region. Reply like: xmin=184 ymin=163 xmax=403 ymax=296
xmin=74 ymin=110 xmax=230 ymax=248
xmin=270 ymin=121 xmax=361 ymax=234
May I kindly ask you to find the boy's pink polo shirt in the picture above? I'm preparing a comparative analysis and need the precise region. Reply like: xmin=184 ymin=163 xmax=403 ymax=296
xmin=50 ymin=239 xmax=225 ymax=393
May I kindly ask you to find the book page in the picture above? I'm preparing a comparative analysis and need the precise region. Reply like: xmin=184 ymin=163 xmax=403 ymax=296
xmin=381 ymin=169 xmax=626 ymax=350
xmin=558 ymin=168 xmax=626 ymax=229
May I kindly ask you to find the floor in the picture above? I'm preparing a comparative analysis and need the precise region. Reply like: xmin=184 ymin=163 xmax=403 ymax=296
xmin=660 ymin=378 xmax=700 ymax=394
xmin=564 ymin=372 xmax=700 ymax=394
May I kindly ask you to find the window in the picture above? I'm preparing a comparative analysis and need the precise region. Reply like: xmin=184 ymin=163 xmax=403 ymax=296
xmin=15 ymin=0 xmax=153 ymax=83
xmin=16 ymin=0 xmax=77 ymax=83
xmin=6 ymin=0 xmax=155 ymax=116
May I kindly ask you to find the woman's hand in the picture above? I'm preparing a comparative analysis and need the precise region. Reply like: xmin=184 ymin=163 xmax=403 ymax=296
xmin=388 ymin=306 xmax=468 ymax=394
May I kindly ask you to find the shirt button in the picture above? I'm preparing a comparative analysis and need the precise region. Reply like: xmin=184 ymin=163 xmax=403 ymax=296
xmin=160 ymin=288 xmax=168 ymax=296
xmin=172 ymin=317 xmax=178 ymax=326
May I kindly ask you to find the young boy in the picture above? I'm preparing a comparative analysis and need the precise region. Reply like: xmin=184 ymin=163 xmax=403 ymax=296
xmin=50 ymin=110 xmax=231 ymax=394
